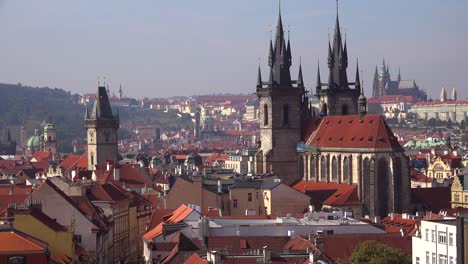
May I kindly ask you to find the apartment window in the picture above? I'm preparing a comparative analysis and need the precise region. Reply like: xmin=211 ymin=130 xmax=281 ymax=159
xmin=431 ymin=230 xmax=436 ymax=242
xmin=256 ymin=192 xmax=259 ymax=199
xmin=247 ymin=193 xmax=252 ymax=202
xmin=425 ymin=229 xmax=429 ymax=241
xmin=465 ymin=195 xmax=468 ymax=203
xmin=426 ymin=251 xmax=429 ymax=264
xmin=432 ymin=253 xmax=436 ymax=264
xmin=438 ymin=231 xmax=447 ymax=244
xmin=449 ymin=256 xmax=454 ymax=264
xmin=439 ymin=254 xmax=447 ymax=264
xmin=233 ymin=199 xmax=238 ymax=208
xmin=449 ymin=232 xmax=454 ymax=246
xmin=454 ymin=194 xmax=460 ymax=202
xmin=416 ymin=257 xmax=420 ymax=264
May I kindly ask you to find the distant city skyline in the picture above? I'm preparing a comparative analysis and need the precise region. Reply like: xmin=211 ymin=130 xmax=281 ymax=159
xmin=0 ymin=0 xmax=466 ymax=99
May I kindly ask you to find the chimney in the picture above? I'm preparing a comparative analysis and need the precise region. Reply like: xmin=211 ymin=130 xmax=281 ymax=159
xmin=262 ymin=246 xmax=271 ymax=263
xmin=113 ymin=166 xmax=120 ymax=181
xmin=106 ymin=161 xmax=112 ymax=172
xmin=207 ymin=251 xmax=221 ymax=264
xmin=389 ymin=213 xmax=395 ymax=220
xmin=373 ymin=216 xmax=381 ymax=223
xmin=309 ymin=251 xmax=315 ymax=264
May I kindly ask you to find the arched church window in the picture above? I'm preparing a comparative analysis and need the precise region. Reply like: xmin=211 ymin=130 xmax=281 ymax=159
xmin=377 ymin=158 xmax=388 ymax=217
xmin=362 ymin=158 xmax=371 ymax=215
xmin=283 ymin=104 xmax=289 ymax=126
xmin=310 ymin=156 xmax=316 ymax=181
xmin=298 ymin=155 xmax=304 ymax=180
xmin=320 ymin=156 xmax=328 ymax=182
xmin=332 ymin=156 xmax=338 ymax=182
xmin=343 ymin=156 xmax=350 ymax=182
xmin=264 ymin=104 xmax=269 ymax=126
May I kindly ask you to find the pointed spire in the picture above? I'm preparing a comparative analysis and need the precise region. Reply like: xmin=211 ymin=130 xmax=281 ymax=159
xmin=257 ymin=65 xmax=263 ymax=88
xmin=85 ymin=104 xmax=89 ymax=119
xmin=342 ymin=40 xmax=348 ymax=69
xmin=268 ymin=39 xmax=274 ymax=67
xmin=268 ymin=66 xmax=275 ymax=87
xmin=452 ymin=88 xmax=457 ymax=101
xmin=397 ymin=67 xmax=401 ymax=81
xmin=440 ymin=87 xmax=447 ymax=102
xmin=327 ymin=40 xmax=334 ymax=69
xmin=316 ymin=61 xmax=322 ymax=92
xmin=297 ymin=59 xmax=304 ymax=88
xmin=91 ymin=85 xmax=115 ymax=119
xmin=374 ymin=65 xmax=378 ymax=79
xmin=355 ymin=59 xmax=361 ymax=93
xmin=7 ymin=128 xmax=11 ymax=143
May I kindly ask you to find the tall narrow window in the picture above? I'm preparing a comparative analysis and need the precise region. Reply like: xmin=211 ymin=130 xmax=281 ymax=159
xmin=283 ymin=104 xmax=289 ymax=126
xmin=264 ymin=104 xmax=269 ymax=126
xmin=332 ymin=156 xmax=338 ymax=182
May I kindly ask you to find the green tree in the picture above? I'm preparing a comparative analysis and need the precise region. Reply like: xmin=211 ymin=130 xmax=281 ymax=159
xmin=350 ymin=241 xmax=411 ymax=264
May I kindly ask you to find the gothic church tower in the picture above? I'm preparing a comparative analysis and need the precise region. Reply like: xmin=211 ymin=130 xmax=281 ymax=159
xmin=316 ymin=7 xmax=361 ymax=116
xmin=256 ymin=8 xmax=308 ymax=184
xmin=86 ymin=85 xmax=119 ymax=170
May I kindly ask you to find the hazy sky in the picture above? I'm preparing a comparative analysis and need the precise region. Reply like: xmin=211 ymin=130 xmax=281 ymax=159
xmin=0 ymin=0 xmax=467 ymax=99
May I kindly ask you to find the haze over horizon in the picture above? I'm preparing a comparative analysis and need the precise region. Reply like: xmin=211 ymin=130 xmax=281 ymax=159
xmin=0 ymin=0 xmax=466 ymax=99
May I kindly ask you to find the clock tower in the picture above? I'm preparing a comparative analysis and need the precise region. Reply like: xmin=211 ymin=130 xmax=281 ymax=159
xmin=85 ymin=85 xmax=119 ymax=170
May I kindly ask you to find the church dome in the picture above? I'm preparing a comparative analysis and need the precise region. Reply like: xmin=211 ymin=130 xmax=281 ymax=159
xmin=27 ymin=135 xmax=41 ymax=148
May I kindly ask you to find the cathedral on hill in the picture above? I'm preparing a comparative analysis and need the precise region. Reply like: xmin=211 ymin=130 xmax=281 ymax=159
xmin=372 ymin=59 xmax=427 ymax=101
xmin=254 ymin=5 xmax=410 ymax=218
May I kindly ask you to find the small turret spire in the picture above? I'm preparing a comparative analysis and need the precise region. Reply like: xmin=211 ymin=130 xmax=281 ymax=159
xmin=7 ymin=128 xmax=11 ymax=142
xmin=268 ymin=40 xmax=274 ymax=67
xmin=355 ymin=59 xmax=361 ymax=94
xmin=327 ymin=40 xmax=333 ymax=69
xmin=397 ymin=67 xmax=401 ymax=81
xmin=316 ymin=61 xmax=322 ymax=93
xmin=268 ymin=66 xmax=275 ymax=87
xmin=257 ymin=65 xmax=263 ymax=88
xmin=297 ymin=58 xmax=304 ymax=88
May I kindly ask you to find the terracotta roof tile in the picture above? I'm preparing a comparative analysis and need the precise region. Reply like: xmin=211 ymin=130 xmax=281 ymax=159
xmin=305 ymin=115 xmax=402 ymax=150
xmin=0 ymin=228 xmax=48 ymax=252
xmin=184 ymin=253 xmax=208 ymax=264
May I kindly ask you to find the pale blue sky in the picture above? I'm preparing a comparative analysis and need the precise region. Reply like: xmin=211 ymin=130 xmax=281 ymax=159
xmin=0 ymin=0 xmax=466 ymax=99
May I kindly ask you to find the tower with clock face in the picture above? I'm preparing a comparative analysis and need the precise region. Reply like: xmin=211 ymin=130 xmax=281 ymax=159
xmin=85 ymin=85 xmax=119 ymax=170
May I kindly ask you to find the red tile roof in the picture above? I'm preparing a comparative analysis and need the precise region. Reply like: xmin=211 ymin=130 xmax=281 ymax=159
xmin=87 ymin=183 xmax=129 ymax=203
xmin=143 ymin=204 xmax=194 ymax=241
xmin=319 ymin=233 xmax=412 ymax=263
xmin=283 ymin=236 xmax=319 ymax=252
xmin=184 ymin=253 xmax=208 ymax=264
xmin=411 ymin=187 xmax=451 ymax=213
xmin=0 ymin=228 xmax=48 ymax=252
xmin=292 ymin=181 xmax=360 ymax=206
xmin=59 ymin=153 xmax=88 ymax=171
xmin=368 ymin=95 xmax=415 ymax=104
xmin=31 ymin=152 xmax=53 ymax=162
xmin=207 ymin=236 xmax=290 ymax=253
xmin=305 ymin=115 xmax=402 ymax=150
xmin=414 ymin=100 xmax=468 ymax=106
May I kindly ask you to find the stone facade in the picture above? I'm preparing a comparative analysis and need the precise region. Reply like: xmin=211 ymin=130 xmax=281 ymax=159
xmin=298 ymin=149 xmax=410 ymax=217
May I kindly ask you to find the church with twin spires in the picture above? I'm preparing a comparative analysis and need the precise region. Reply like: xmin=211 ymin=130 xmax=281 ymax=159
xmin=255 ymin=4 xmax=410 ymax=217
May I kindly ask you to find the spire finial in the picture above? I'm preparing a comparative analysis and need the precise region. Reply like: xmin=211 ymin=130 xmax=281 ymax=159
xmin=279 ymin=0 xmax=281 ymax=16
xmin=336 ymin=0 xmax=339 ymax=18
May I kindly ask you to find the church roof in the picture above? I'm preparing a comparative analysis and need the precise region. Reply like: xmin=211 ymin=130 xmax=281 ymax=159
xmin=387 ymin=80 xmax=417 ymax=90
xmin=304 ymin=115 xmax=402 ymax=150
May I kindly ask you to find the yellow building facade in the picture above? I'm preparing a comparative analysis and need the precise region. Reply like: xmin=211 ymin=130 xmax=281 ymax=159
xmin=13 ymin=209 xmax=75 ymax=258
